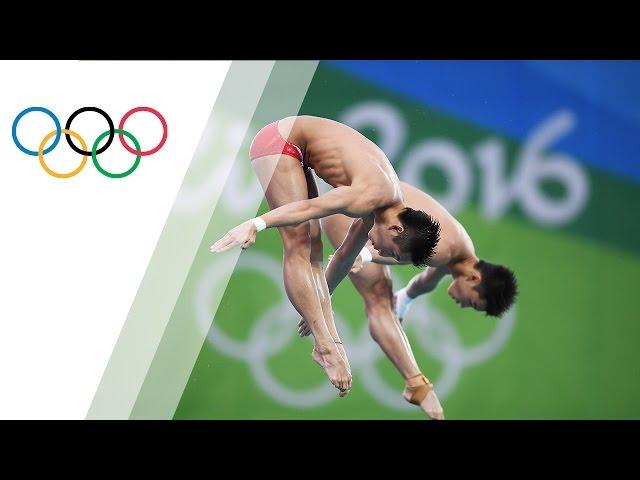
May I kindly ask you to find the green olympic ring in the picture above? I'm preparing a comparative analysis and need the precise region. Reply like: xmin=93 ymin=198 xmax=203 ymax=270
xmin=92 ymin=129 xmax=141 ymax=179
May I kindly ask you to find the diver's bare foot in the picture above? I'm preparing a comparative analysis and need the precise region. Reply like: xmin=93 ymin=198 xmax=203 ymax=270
xmin=333 ymin=341 xmax=352 ymax=397
xmin=418 ymin=391 xmax=445 ymax=420
xmin=311 ymin=346 xmax=352 ymax=395
xmin=402 ymin=374 xmax=445 ymax=420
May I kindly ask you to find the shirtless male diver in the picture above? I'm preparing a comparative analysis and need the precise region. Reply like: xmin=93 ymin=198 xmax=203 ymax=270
xmin=210 ymin=116 xmax=441 ymax=397
xmin=297 ymin=180 xmax=518 ymax=417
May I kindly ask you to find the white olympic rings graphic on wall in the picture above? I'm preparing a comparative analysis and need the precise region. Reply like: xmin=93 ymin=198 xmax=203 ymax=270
xmin=195 ymin=251 xmax=517 ymax=411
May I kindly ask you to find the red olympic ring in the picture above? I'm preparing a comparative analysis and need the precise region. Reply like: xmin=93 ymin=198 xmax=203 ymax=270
xmin=118 ymin=106 xmax=168 ymax=156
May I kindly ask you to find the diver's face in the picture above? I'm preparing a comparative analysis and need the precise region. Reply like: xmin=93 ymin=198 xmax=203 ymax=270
xmin=368 ymin=222 xmax=409 ymax=262
xmin=448 ymin=277 xmax=487 ymax=312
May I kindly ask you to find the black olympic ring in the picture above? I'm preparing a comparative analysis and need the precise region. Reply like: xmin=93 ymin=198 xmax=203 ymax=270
xmin=64 ymin=107 xmax=115 ymax=156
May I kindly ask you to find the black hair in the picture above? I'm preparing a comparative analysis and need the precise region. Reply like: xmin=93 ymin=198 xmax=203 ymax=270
xmin=394 ymin=208 xmax=441 ymax=267
xmin=475 ymin=260 xmax=518 ymax=317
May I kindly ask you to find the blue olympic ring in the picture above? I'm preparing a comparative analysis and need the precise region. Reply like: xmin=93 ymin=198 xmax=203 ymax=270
xmin=12 ymin=106 xmax=62 ymax=156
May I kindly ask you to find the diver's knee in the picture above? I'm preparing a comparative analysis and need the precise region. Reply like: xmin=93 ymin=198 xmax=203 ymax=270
xmin=282 ymin=223 xmax=311 ymax=252
xmin=364 ymin=278 xmax=393 ymax=312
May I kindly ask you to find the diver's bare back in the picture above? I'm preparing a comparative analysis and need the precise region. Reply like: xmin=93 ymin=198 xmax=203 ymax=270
xmin=399 ymin=181 xmax=475 ymax=268
xmin=281 ymin=116 xmax=402 ymax=202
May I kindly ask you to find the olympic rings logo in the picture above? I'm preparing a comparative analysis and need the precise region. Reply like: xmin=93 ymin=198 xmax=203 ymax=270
xmin=12 ymin=106 xmax=168 ymax=179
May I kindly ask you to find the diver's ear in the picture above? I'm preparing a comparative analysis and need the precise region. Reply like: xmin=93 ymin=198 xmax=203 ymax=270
xmin=468 ymin=270 xmax=481 ymax=283
xmin=389 ymin=223 xmax=404 ymax=235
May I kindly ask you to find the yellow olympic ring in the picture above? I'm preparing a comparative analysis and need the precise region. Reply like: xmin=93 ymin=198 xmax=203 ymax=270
xmin=38 ymin=129 xmax=87 ymax=179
